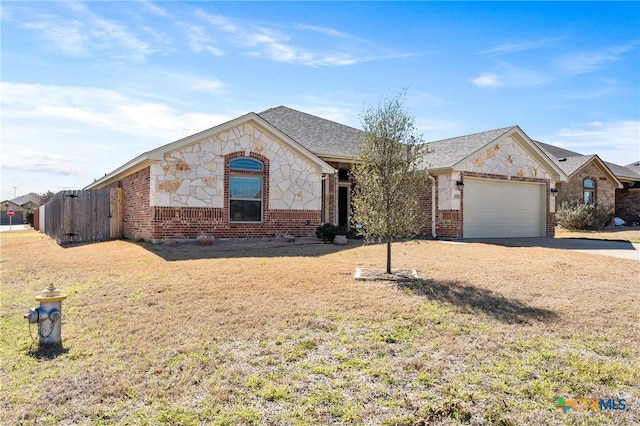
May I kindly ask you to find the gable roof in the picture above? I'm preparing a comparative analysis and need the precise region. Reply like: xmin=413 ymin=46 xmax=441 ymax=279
xmin=1 ymin=200 xmax=26 ymax=211
xmin=258 ymin=106 xmax=363 ymax=160
xmin=605 ymin=161 xmax=640 ymax=182
xmin=535 ymin=141 xmax=625 ymax=187
xmin=625 ymin=161 xmax=640 ymax=176
xmin=536 ymin=140 xmax=640 ymax=183
xmin=85 ymin=111 xmax=336 ymax=190
xmin=423 ymin=126 xmax=566 ymax=181
xmin=423 ymin=126 xmax=515 ymax=170
xmin=534 ymin=141 xmax=583 ymax=159
xmin=10 ymin=192 xmax=41 ymax=207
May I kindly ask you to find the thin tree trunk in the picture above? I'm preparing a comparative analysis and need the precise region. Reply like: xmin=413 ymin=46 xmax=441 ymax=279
xmin=386 ymin=238 xmax=392 ymax=274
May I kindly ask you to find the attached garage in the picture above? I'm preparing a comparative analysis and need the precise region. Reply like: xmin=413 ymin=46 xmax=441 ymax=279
xmin=463 ymin=178 xmax=546 ymax=238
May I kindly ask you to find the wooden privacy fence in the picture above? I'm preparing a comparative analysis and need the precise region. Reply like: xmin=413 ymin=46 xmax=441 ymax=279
xmin=43 ymin=188 xmax=123 ymax=244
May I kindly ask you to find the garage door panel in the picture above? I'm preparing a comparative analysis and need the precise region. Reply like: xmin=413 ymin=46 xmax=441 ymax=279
xmin=463 ymin=178 xmax=544 ymax=238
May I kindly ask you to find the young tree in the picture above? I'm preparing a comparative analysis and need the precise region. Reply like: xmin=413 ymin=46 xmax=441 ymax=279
xmin=38 ymin=190 xmax=56 ymax=205
xmin=351 ymin=92 xmax=429 ymax=273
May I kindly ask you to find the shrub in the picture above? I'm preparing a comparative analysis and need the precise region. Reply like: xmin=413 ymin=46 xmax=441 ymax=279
xmin=556 ymin=201 xmax=614 ymax=230
xmin=315 ymin=223 xmax=347 ymax=242
xmin=25 ymin=210 xmax=34 ymax=226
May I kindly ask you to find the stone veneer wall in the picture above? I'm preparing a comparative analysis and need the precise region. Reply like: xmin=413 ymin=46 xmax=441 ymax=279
xmin=556 ymin=162 xmax=616 ymax=209
xmin=145 ymin=150 xmax=321 ymax=241
xmin=150 ymin=122 xmax=321 ymax=211
xmin=148 ymin=149 xmax=319 ymax=240
xmin=615 ymin=185 xmax=640 ymax=224
xmin=460 ymin=135 xmax=552 ymax=181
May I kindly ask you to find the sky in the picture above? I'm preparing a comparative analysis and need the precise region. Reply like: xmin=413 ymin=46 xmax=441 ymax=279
xmin=1 ymin=1 xmax=639 ymax=201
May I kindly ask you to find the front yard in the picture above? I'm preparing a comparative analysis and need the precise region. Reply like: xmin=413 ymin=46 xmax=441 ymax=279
xmin=1 ymin=231 xmax=638 ymax=425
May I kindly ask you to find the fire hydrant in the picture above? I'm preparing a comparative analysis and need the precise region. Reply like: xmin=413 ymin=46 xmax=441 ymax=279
xmin=24 ymin=284 xmax=67 ymax=347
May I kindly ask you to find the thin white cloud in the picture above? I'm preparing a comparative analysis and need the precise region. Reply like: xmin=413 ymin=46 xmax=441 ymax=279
xmin=477 ymin=38 xmax=559 ymax=55
xmin=145 ymin=70 xmax=225 ymax=94
xmin=14 ymin=3 xmax=153 ymax=61
xmin=140 ymin=0 xmax=173 ymax=19
xmin=22 ymin=19 xmax=88 ymax=56
xmin=543 ymin=120 xmax=640 ymax=165
xmin=182 ymin=24 xmax=225 ymax=56
xmin=557 ymin=41 xmax=639 ymax=75
xmin=193 ymin=9 xmax=402 ymax=67
xmin=1 ymin=81 xmax=234 ymax=187
xmin=471 ymin=61 xmax=548 ymax=88
xmin=471 ymin=73 xmax=501 ymax=87
xmin=1 ymin=82 xmax=230 ymax=143
xmin=2 ymin=148 xmax=89 ymax=177
xmin=294 ymin=24 xmax=351 ymax=38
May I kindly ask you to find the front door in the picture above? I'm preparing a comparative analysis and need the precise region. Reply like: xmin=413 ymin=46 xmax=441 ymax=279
xmin=338 ymin=185 xmax=349 ymax=228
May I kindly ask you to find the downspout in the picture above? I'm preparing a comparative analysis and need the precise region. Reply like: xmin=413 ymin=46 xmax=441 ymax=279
xmin=428 ymin=175 xmax=437 ymax=239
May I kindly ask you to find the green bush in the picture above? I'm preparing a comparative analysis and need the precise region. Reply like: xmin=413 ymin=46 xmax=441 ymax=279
xmin=25 ymin=210 xmax=34 ymax=226
xmin=556 ymin=201 xmax=614 ymax=230
xmin=315 ymin=223 xmax=347 ymax=242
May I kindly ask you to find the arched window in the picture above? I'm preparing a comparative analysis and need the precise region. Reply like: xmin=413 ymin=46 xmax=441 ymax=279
xmin=230 ymin=157 xmax=263 ymax=172
xmin=229 ymin=157 xmax=264 ymax=222
xmin=583 ymin=178 xmax=595 ymax=204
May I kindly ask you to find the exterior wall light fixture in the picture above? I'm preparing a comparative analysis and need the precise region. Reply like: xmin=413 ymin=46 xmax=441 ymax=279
xmin=550 ymin=188 xmax=559 ymax=197
xmin=456 ymin=180 xmax=464 ymax=191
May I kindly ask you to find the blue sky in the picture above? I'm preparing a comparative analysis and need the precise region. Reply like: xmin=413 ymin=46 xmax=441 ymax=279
xmin=1 ymin=1 xmax=639 ymax=200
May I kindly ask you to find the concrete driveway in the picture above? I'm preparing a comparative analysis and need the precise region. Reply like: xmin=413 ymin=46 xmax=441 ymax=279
xmin=461 ymin=237 xmax=640 ymax=261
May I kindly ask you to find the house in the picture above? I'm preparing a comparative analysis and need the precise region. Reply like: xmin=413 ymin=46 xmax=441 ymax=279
xmin=534 ymin=142 xmax=640 ymax=225
xmin=11 ymin=192 xmax=42 ymax=211
xmin=534 ymin=142 xmax=622 ymax=209
xmin=86 ymin=106 xmax=568 ymax=241
xmin=1 ymin=200 xmax=26 ymax=225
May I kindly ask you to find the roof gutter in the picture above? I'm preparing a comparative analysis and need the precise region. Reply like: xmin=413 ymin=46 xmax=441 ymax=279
xmin=84 ymin=155 xmax=155 ymax=190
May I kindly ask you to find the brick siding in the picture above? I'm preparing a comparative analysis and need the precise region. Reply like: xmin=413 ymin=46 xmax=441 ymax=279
xmin=615 ymin=185 xmax=640 ymax=224
xmin=115 ymin=168 xmax=153 ymax=240
xmin=149 ymin=206 xmax=320 ymax=240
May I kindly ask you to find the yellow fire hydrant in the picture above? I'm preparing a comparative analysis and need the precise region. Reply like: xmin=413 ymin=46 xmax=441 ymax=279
xmin=24 ymin=284 xmax=67 ymax=347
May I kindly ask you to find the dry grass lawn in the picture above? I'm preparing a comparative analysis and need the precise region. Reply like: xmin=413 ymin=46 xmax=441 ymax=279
xmin=1 ymin=231 xmax=639 ymax=425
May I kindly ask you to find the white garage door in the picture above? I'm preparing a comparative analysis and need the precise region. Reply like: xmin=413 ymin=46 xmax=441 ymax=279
xmin=463 ymin=178 xmax=545 ymax=238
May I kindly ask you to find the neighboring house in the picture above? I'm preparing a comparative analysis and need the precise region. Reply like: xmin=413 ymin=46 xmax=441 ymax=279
xmin=1 ymin=200 xmax=26 ymax=225
xmin=11 ymin=192 xmax=42 ymax=211
xmin=610 ymin=161 xmax=640 ymax=224
xmin=535 ymin=141 xmax=640 ymax=225
xmin=86 ymin=106 xmax=567 ymax=241
xmin=534 ymin=142 xmax=621 ymax=209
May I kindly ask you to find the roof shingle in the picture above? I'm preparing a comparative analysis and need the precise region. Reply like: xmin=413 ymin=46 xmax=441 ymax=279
xmin=422 ymin=126 xmax=515 ymax=169
xmin=258 ymin=106 xmax=363 ymax=159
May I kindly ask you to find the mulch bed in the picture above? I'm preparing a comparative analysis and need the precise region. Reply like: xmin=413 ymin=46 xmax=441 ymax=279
xmin=354 ymin=267 xmax=422 ymax=282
